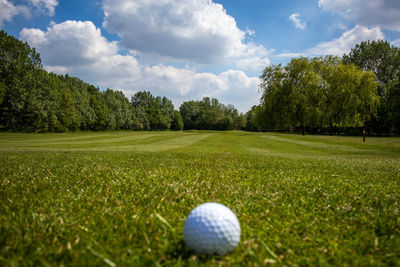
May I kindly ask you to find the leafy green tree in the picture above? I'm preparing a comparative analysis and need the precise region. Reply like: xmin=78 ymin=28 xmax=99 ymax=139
xmin=287 ymin=57 xmax=322 ymax=134
xmin=57 ymin=88 xmax=80 ymax=131
xmin=0 ymin=81 xmax=5 ymax=105
xmin=61 ymin=75 xmax=96 ymax=130
xmin=315 ymin=57 xmax=379 ymax=134
xmin=103 ymin=89 xmax=138 ymax=130
xmin=233 ymin=114 xmax=246 ymax=130
xmin=259 ymin=64 xmax=296 ymax=131
xmin=387 ymin=74 xmax=400 ymax=134
xmin=244 ymin=106 xmax=259 ymax=131
xmin=343 ymin=40 xmax=400 ymax=134
xmin=131 ymin=91 xmax=176 ymax=130
xmin=131 ymin=91 xmax=153 ymax=130
xmin=88 ymin=85 xmax=108 ymax=130
xmin=171 ymin=110 xmax=183 ymax=130
xmin=179 ymin=100 xmax=200 ymax=130
xmin=258 ymin=57 xmax=379 ymax=134
xmin=29 ymin=71 xmax=68 ymax=132
xmin=179 ymin=97 xmax=240 ymax=130
xmin=0 ymin=30 xmax=42 ymax=130
xmin=158 ymin=96 xmax=174 ymax=130
xmin=196 ymin=97 xmax=222 ymax=130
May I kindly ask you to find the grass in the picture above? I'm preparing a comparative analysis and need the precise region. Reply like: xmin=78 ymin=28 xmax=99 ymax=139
xmin=0 ymin=131 xmax=399 ymax=266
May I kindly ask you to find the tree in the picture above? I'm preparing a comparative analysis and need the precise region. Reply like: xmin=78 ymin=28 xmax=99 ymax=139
xmin=103 ymin=89 xmax=138 ymax=130
xmin=0 ymin=30 xmax=42 ymax=130
xmin=158 ymin=96 xmax=174 ymax=130
xmin=131 ymin=91 xmax=176 ymax=130
xmin=61 ymin=75 xmax=96 ymax=130
xmin=233 ymin=114 xmax=246 ymax=130
xmin=0 ymin=81 xmax=5 ymax=105
xmin=258 ymin=56 xmax=379 ymax=134
xmin=315 ymin=57 xmax=379 ymax=134
xmin=179 ymin=100 xmax=200 ymax=130
xmin=171 ymin=110 xmax=183 ymax=130
xmin=343 ymin=40 xmax=400 ymax=134
xmin=244 ymin=106 xmax=260 ymax=131
xmin=88 ymin=85 xmax=108 ymax=130
xmin=57 ymin=88 xmax=80 ymax=131
xmin=387 ymin=73 xmax=400 ymax=134
xmin=259 ymin=64 xmax=294 ymax=131
xmin=286 ymin=57 xmax=321 ymax=134
xmin=179 ymin=97 xmax=241 ymax=130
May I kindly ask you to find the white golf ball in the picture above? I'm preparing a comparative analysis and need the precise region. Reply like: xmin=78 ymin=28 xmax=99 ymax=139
xmin=183 ymin=202 xmax=240 ymax=255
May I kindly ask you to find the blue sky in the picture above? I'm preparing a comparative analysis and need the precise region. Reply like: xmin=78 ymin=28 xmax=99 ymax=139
xmin=1 ymin=0 xmax=400 ymax=112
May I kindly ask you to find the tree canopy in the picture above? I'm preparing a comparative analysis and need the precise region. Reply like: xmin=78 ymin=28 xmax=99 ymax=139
xmin=257 ymin=56 xmax=379 ymax=134
xmin=179 ymin=97 xmax=245 ymax=130
xmin=343 ymin=40 xmax=400 ymax=135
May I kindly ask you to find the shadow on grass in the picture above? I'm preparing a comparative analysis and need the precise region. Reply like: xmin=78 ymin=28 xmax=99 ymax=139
xmin=164 ymin=239 xmax=226 ymax=264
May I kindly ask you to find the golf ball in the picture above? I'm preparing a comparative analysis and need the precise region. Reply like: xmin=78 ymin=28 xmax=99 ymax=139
xmin=183 ymin=202 xmax=240 ymax=255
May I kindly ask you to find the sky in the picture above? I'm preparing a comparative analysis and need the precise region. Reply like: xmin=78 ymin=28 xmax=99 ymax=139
xmin=1 ymin=0 xmax=400 ymax=112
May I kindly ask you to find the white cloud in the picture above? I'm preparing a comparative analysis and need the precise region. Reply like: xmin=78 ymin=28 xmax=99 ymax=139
xmin=245 ymin=27 xmax=256 ymax=37
xmin=0 ymin=0 xmax=58 ymax=27
xmin=306 ymin=25 xmax=384 ymax=56
xmin=20 ymin=20 xmax=260 ymax=112
xmin=29 ymin=0 xmax=58 ymax=16
xmin=273 ymin=52 xmax=304 ymax=59
xmin=101 ymin=0 xmax=269 ymax=71
xmin=319 ymin=0 xmax=400 ymax=31
xmin=234 ymin=42 xmax=271 ymax=71
xmin=0 ymin=0 xmax=30 ymax=27
xmin=289 ymin=13 xmax=306 ymax=30
xmin=337 ymin=22 xmax=349 ymax=31
xmin=273 ymin=25 xmax=384 ymax=59
xmin=20 ymin=20 xmax=119 ymax=67
xmin=102 ymin=0 xmax=242 ymax=63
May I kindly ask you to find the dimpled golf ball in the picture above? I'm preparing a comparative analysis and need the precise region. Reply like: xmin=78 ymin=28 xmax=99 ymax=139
xmin=183 ymin=202 xmax=240 ymax=255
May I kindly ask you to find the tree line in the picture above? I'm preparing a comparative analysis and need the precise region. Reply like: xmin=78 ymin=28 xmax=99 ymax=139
xmin=1 ymin=30 xmax=399 ymax=134
xmin=0 ymin=30 xmax=245 ymax=132
xmin=252 ymin=40 xmax=400 ymax=135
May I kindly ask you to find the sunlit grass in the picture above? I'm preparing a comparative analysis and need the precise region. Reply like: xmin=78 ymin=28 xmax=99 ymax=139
xmin=0 ymin=131 xmax=399 ymax=265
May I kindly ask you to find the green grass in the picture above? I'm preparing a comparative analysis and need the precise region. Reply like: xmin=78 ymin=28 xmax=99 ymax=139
xmin=0 ymin=131 xmax=399 ymax=266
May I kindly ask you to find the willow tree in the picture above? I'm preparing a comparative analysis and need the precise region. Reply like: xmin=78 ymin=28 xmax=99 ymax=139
xmin=259 ymin=58 xmax=322 ymax=133
xmin=314 ymin=57 xmax=379 ymax=134
xmin=258 ymin=56 xmax=379 ymax=134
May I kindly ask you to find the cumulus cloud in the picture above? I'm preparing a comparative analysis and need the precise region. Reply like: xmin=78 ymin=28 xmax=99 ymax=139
xmin=0 ymin=0 xmax=30 ymax=27
xmin=102 ymin=0 xmax=241 ymax=63
xmin=274 ymin=25 xmax=384 ymax=58
xmin=29 ymin=0 xmax=58 ymax=16
xmin=101 ymin=0 xmax=269 ymax=70
xmin=0 ymin=0 xmax=58 ymax=27
xmin=20 ymin=20 xmax=260 ymax=112
xmin=319 ymin=0 xmax=400 ymax=31
xmin=306 ymin=25 xmax=384 ymax=56
xmin=20 ymin=20 xmax=119 ymax=67
xmin=234 ymin=42 xmax=271 ymax=71
xmin=289 ymin=13 xmax=306 ymax=30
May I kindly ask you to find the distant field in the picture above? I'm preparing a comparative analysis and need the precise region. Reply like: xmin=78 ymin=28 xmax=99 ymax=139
xmin=0 ymin=131 xmax=399 ymax=266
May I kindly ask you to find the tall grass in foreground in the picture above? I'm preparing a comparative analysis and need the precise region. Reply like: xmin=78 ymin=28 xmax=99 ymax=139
xmin=0 ymin=131 xmax=399 ymax=266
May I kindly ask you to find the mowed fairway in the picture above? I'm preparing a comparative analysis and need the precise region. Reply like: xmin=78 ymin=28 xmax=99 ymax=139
xmin=0 ymin=131 xmax=399 ymax=266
